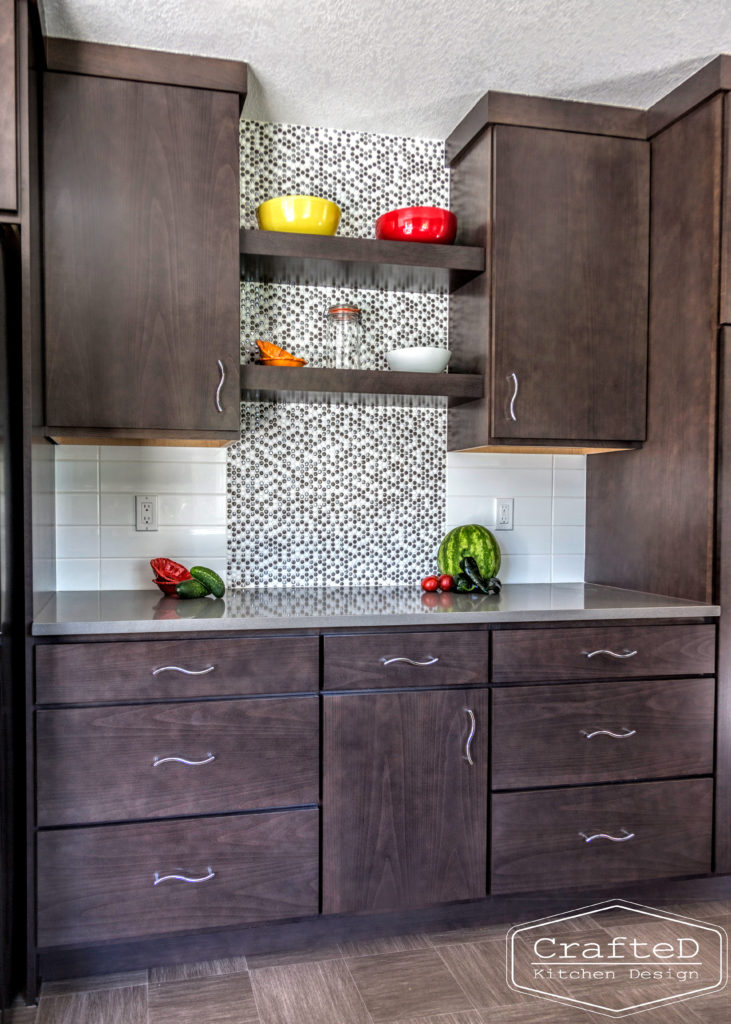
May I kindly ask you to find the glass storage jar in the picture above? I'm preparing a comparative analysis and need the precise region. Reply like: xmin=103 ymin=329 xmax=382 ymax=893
xmin=324 ymin=305 xmax=363 ymax=368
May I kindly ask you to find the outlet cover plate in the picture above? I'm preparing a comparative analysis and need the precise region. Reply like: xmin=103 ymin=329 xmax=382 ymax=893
xmin=135 ymin=494 xmax=158 ymax=532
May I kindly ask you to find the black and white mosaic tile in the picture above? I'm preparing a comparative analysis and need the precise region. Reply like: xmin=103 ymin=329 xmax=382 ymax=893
xmin=227 ymin=400 xmax=446 ymax=588
xmin=232 ymin=120 xmax=449 ymax=587
xmin=240 ymin=120 xmax=449 ymax=237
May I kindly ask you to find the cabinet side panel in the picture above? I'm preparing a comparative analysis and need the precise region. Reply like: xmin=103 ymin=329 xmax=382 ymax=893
xmin=447 ymin=129 xmax=492 ymax=451
xmin=0 ymin=0 xmax=16 ymax=212
xmin=586 ymin=96 xmax=722 ymax=601
xmin=714 ymin=326 xmax=731 ymax=872
xmin=722 ymin=93 xmax=731 ymax=326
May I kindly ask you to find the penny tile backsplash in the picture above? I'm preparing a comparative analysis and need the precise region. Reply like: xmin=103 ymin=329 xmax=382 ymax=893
xmin=54 ymin=118 xmax=586 ymax=590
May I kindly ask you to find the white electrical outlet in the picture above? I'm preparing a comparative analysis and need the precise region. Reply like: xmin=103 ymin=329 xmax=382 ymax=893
xmin=495 ymin=497 xmax=514 ymax=531
xmin=135 ymin=495 xmax=158 ymax=532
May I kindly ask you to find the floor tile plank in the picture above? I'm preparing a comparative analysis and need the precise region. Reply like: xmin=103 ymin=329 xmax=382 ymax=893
xmin=340 ymin=934 xmax=429 ymax=957
xmin=42 ymin=971 xmax=148 ymax=997
xmin=148 ymin=972 xmax=258 ymax=1024
xmin=247 ymin=942 xmax=342 ymax=971
xmin=149 ymin=956 xmax=248 ymax=983
xmin=436 ymin=939 xmax=519 ymax=1010
xmin=251 ymin=959 xmax=371 ymax=1024
xmin=346 ymin=949 xmax=473 ymax=1022
xmin=36 ymin=985 xmax=147 ymax=1024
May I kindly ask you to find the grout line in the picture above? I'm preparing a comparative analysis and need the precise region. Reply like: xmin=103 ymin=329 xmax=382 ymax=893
xmin=431 ymin=943 xmax=482 ymax=1012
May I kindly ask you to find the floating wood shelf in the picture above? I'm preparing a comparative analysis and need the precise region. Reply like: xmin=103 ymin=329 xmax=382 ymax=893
xmin=240 ymin=365 xmax=484 ymax=403
xmin=240 ymin=230 xmax=485 ymax=294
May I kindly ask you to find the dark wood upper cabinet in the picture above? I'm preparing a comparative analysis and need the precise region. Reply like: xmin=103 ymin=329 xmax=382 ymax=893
xmin=322 ymin=688 xmax=489 ymax=915
xmin=0 ymin=0 xmax=16 ymax=213
xmin=43 ymin=66 xmax=243 ymax=443
xmin=447 ymin=100 xmax=649 ymax=451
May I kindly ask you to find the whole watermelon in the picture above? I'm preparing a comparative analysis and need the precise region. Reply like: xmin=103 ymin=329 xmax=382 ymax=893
xmin=438 ymin=524 xmax=501 ymax=580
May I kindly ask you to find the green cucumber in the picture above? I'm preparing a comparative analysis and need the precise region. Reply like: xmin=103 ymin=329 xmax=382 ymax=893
xmin=175 ymin=578 xmax=209 ymax=599
xmin=190 ymin=566 xmax=225 ymax=598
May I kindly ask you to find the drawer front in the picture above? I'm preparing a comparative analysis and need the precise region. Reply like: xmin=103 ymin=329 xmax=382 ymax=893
xmin=37 ymin=809 xmax=319 ymax=947
xmin=323 ymin=631 xmax=488 ymax=690
xmin=492 ymin=677 xmax=715 ymax=789
xmin=492 ymin=624 xmax=715 ymax=683
xmin=491 ymin=778 xmax=712 ymax=894
xmin=37 ymin=696 xmax=318 ymax=826
xmin=35 ymin=636 xmax=319 ymax=703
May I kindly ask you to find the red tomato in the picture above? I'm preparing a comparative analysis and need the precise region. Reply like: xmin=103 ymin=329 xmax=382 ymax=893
xmin=421 ymin=575 xmax=439 ymax=591
xmin=439 ymin=574 xmax=455 ymax=591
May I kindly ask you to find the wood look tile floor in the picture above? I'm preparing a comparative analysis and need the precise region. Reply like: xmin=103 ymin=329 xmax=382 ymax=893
xmin=11 ymin=899 xmax=730 ymax=1024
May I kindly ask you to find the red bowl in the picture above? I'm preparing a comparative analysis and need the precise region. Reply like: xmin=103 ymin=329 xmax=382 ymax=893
xmin=153 ymin=579 xmax=182 ymax=596
xmin=375 ymin=206 xmax=457 ymax=244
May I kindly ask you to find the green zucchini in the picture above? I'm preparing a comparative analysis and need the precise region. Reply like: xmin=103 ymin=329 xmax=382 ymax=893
xmin=175 ymin=578 xmax=209 ymax=599
xmin=190 ymin=566 xmax=225 ymax=598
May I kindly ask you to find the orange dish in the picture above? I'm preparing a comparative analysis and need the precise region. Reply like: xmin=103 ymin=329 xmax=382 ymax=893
xmin=260 ymin=356 xmax=307 ymax=367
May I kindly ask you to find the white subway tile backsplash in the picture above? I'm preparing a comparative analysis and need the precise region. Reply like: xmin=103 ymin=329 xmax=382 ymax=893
xmin=552 ymin=497 xmax=587 ymax=526
xmin=56 ymin=526 xmax=100 ymax=559
xmin=446 ymin=467 xmax=553 ymax=497
xmin=55 ymin=460 xmax=99 ymax=492
xmin=552 ymin=525 xmax=586 ymax=554
xmin=446 ymin=452 xmax=553 ymax=469
xmin=56 ymin=493 xmax=99 ymax=526
xmin=100 ymin=526 xmax=227 ymax=559
xmin=494 ymin=526 xmax=552 ymax=556
xmin=55 ymin=445 xmax=99 ymax=460
xmin=100 ymin=446 xmax=227 ymax=463
xmin=551 ymin=554 xmax=586 ymax=582
xmin=99 ymin=461 xmax=226 ymax=494
xmin=499 ymin=554 xmax=552 ymax=584
xmin=553 ymin=454 xmax=587 ymax=470
xmin=514 ymin=497 xmax=553 ymax=526
xmin=56 ymin=558 xmax=100 ymax=591
xmin=159 ymin=495 xmax=227 ymax=526
xmin=100 ymin=556 xmax=228 ymax=591
xmin=552 ymin=469 xmax=587 ymax=498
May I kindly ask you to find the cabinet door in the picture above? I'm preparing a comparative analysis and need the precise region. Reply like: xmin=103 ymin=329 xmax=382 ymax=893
xmin=323 ymin=689 xmax=488 ymax=914
xmin=0 ymin=0 xmax=16 ymax=212
xmin=43 ymin=72 xmax=240 ymax=435
xmin=491 ymin=126 xmax=648 ymax=442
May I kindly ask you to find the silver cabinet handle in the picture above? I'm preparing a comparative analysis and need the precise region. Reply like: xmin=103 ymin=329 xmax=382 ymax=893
xmin=380 ymin=656 xmax=439 ymax=667
xmin=153 ymin=867 xmax=215 ymax=886
xmin=153 ymin=753 xmax=216 ymax=767
xmin=581 ymin=728 xmax=637 ymax=740
xmin=508 ymin=372 xmax=519 ymax=421
xmin=583 ymin=649 xmax=638 ymax=660
xmin=579 ymin=828 xmax=635 ymax=844
xmin=151 ymin=665 xmax=215 ymax=676
xmin=215 ymin=359 xmax=225 ymax=413
xmin=463 ymin=707 xmax=476 ymax=765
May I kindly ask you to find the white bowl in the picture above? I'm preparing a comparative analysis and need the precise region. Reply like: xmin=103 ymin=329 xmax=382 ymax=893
xmin=385 ymin=346 xmax=451 ymax=373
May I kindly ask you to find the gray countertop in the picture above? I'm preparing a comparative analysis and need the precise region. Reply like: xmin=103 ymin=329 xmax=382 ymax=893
xmin=31 ymin=583 xmax=720 ymax=636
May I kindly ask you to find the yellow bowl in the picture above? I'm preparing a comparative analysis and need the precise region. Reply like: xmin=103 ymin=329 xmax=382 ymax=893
xmin=256 ymin=195 xmax=341 ymax=235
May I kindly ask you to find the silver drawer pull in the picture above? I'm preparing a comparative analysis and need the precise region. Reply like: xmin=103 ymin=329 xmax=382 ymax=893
xmin=579 ymin=828 xmax=635 ymax=844
xmin=215 ymin=359 xmax=225 ymax=413
xmin=581 ymin=728 xmax=637 ymax=740
xmin=153 ymin=753 xmax=216 ymax=767
xmin=151 ymin=665 xmax=215 ymax=676
xmin=583 ymin=649 xmax=638 ymax=660
xmin=463 ymin=708 xmax=476 ymax=766
xmin=154 ymin=867 xmax=215 ymax=886
xmin=508 ymin=372 xmax=519 ymax=421
xmin=380 ymin=656 xmax=439 ymax=667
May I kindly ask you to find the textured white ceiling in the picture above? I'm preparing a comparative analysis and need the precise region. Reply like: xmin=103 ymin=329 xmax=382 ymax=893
xmin=41 ymin=0 xmax=731 ymax=139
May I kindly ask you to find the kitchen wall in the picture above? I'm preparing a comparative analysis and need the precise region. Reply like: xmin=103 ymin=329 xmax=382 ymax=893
xmin=53 ymin=117 xmax=587 ymax=590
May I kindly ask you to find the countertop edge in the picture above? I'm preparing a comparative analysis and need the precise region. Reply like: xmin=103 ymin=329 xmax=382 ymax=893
xmin=31 ymin=603 xmax=721 ymax=636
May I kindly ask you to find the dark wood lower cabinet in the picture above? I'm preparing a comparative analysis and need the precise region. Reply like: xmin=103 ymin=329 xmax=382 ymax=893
xmin=322 ymin=688 xmax=489 ymax=914
xmin=491 ymin=778 xmax=713 ymax=894
xmin=37 ymin=809 xmax=319 ymax=947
